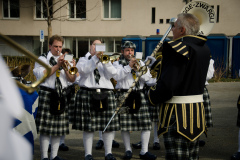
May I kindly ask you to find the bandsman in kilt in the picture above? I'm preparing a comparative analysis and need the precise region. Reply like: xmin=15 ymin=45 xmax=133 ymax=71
xmin=132 ymin=53 xmax=162 ymax=151
xmin=112 ymin=41 xmax=157 ymax=160
xmin=148 ymin=13 xmax=211 ymax=160
xmin=72 ymin=40 xmax=120 ymax=160
xmin=199 ymin=58 xmax=214 ymax=147
xmin=33 ymin=35 xmax=76 ymax=160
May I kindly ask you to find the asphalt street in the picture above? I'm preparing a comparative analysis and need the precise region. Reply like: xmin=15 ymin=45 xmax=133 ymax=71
xmin=33 ymin=82 xmax=240 ymax=160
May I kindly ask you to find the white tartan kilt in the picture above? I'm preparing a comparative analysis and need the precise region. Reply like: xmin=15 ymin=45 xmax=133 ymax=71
xmin=35 ymin=89 xmax=69 ymax=136
xmin=72 ymin=89 xmax=120 ymax=132
xmin=115 ymin=91 xmax=152 ymax=131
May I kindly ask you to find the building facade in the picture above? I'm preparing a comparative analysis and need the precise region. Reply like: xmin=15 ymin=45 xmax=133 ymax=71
xmin=0 ymin=0 xmax=240 ymax=58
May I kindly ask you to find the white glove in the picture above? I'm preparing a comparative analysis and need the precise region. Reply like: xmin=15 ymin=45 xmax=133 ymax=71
xmin=144 ymin=56 xmax=156 ymax=68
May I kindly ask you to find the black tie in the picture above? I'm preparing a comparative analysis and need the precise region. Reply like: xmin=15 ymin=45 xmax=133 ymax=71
xmin=50 ymin=57 xmax=63 ymax=97
xmin=88 ymin=55 xmax=101 ymax=84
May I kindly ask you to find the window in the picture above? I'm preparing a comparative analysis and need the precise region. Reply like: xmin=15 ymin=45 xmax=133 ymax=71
xmin=103 ymin=0 xmax=121 ymax=19
xmin=159 ymin=19 xmax=163 ymax=24
xmin=35 ymin=0 xmax=53 ymax=19
xmin=3 ymin=0 xmax=19 ymax=19
xmin=69 ymin=0 xmax=86 ymax=19
xmin=151 ymin=7 xmax=155 ymax=24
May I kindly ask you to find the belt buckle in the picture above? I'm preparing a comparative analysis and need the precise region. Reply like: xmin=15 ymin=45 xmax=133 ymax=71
xmin=96 ymin=89 xmax=101 ymax=93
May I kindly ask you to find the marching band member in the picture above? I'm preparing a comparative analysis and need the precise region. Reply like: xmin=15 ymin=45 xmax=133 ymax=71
xmin=33 ymin=35 xmax=76 ymax=160
xmin=148 ymin=13 xmax=211 ymax=160
xmin=72 ymin=40 xmax=120 ymax=160
xmin=112 ymin=41 xmax=157 ymax=160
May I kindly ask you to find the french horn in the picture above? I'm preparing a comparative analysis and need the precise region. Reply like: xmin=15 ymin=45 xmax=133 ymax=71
xmin=0 ymin=33 xmax=51 ymax=94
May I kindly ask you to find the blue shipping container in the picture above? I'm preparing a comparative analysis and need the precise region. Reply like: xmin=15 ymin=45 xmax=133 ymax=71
xmin=206 ymin=34 xmax=228 ymax=74
xmin=145 ymin=35 xmax=170 ymax=58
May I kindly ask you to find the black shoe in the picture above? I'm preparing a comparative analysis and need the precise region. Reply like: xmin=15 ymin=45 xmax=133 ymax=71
xmin=52 ymin=156 xmax=66 ymax=160
xmin=42 ymin=158 xmax=49 ymax=160
xmin=139 ymin=152 xmax=157 ymax=160
xmin=48 ymin=144 xmax=51 ymax=152
xmin=231 ymin=152 xmax=240 ymax=160
xmin=105 ymin=153 xmax=116 ymax=160
xmin=85 ymin=154 xmax=94 ymax=160
xmin=112 ymin=140 xmax=120 ymax=148
xmin=123 ymin=150 xmax=132 ymax=160
xmin=199 ymin=140 xmax=206 ymax=147
xmin=59 ymin=143 xmax=69 ymax=151
xmin=95 ymin=140 xmax=104 ymax=150
xmin=132 ymin=141 xmax=142 ymax=149
xmin=153 ymin=142 xmax=160 ymax=150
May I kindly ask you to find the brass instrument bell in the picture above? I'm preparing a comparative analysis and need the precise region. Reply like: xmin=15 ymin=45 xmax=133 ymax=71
xmin=62 ymin=60 xmax=78 ymax=75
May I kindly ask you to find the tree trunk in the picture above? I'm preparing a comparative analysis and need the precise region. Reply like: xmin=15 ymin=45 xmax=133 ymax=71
xmin=47 ymin=19 xmax=52 ymax=50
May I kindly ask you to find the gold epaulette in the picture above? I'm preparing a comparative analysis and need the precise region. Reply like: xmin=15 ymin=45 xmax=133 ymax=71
xmin=167 ymin=41 xmax=189 ymax=59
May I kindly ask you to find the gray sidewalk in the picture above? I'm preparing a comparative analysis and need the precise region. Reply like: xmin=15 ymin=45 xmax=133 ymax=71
xmin=33 ymin=82 xmax=240 ymax=160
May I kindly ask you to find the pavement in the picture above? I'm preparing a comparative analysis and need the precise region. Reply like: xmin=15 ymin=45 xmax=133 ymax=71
xmin=33 ymin=82 xmax=240 ymax=160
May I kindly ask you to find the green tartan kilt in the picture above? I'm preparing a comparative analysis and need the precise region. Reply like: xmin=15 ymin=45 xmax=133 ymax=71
xmin=115 ymin=90 xmax=152 ymax=131
xmin=35 ymin=89 xmax=69 ymax=136
xmin=72 ymin=89 xmax=120 ymax=132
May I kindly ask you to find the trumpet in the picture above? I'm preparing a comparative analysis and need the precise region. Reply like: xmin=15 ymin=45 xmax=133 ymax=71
xmin=129 ymin=55 xmax=147 ymax=74
xmin=99 ymin=53 xmax=121 ymax=64
xmin=129 ymin=55 xmax=140 ymax=71
xmin=62 ymin=60 xmax=78 ymax=75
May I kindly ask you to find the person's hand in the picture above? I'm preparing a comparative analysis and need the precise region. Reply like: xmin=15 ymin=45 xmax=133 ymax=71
xmin=57 ymin=54 xmax=65 ymax=67
xmin=72 ymin=59 xmax=76 ymax=67
xmin=96 ymin=51 xmax=103 ymax=59
xmin=129 ymin=58 xmax=137 ymax=70
xmin=144 ymin=56 xmax=156 ymax=68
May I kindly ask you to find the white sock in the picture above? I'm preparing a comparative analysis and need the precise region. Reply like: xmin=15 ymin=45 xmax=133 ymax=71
xmin=121 ymin=131 xmax=132 ymax=152
xmin=153 ymin=122 xmax=160 ymax=143
xmin=113 ymin=131 xmax=116 ymax=139
xmin=103 ymin=131 xmax=114 ymax=156
xmin=140 ymin=130 xmax=150 ymax=155
xmin=83 ymin=131 xmax=94 ymax=156
xmin=40 ymin=135 xmax=50 ymax=159
xmin=60 ymin=135 xmax=65 ymax=145
xmin=99 ymin=131 xmax=103 ymax=141
xmin=238 ymin=129 xmax=240 ymax=152
xmin=50 ymin=136 xmax=61 ymax=160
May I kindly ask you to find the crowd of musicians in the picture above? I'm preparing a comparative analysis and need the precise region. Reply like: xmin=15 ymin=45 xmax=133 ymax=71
xmin=31 ymin=13 xmax=215 ymax=160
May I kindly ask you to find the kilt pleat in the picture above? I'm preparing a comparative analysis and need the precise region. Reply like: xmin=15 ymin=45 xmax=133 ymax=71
xmin=203 ymin=87 xmax=213 ymax=127
xmin=163 ymin=115 xmax=199 ymax=160
xmin=149 ymin=105 xmax=160 ymax=122
xmin=35 ymin=89 xmax=69 ymax=136
xmin=72 ymin=89 xmax=120 ymax=132
xmin=68 ymin=93 xmax=76 ymax=124
xmin=115 ymin=91 xmax=152 ymax=131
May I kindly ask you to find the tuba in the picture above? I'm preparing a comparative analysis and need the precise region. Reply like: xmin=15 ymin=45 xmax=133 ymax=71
xmin=181 ymin=1 xmax=216 ymax=36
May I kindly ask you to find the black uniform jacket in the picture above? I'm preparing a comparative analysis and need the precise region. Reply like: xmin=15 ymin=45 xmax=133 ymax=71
xmin=148 ymin=35 xmax=211 ymax=141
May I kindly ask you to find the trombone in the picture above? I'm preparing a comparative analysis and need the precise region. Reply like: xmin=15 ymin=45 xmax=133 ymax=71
xmin=0 ymin=32 xmax=51 ymax=94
